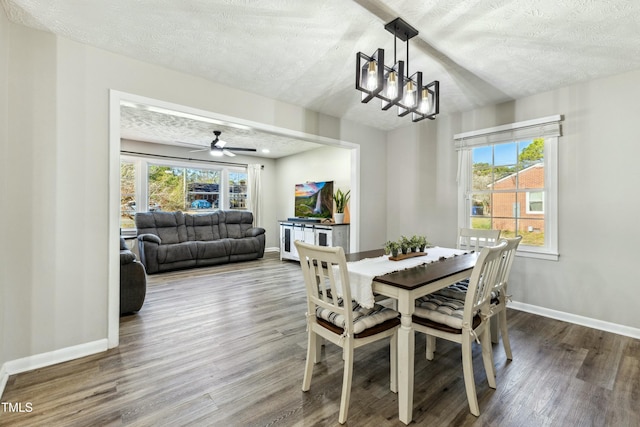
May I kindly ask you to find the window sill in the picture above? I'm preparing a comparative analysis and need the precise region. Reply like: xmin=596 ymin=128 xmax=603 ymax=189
xmin=516 ymin=249 xmax=559 ymax=261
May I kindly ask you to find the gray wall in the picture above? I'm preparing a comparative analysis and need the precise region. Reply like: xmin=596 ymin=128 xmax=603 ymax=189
xmin=0 ymin=21 xmax=387 ymax=364
xmin=386 ymin=68 xmax=640 ymax=330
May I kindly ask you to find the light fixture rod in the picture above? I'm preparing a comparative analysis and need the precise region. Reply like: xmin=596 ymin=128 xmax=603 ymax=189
xmin=384 ymin=17 xmax=419 ymax=41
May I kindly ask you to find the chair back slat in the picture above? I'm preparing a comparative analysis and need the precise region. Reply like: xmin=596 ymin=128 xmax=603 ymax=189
xmin=295 ymin=240 xmax=354 ymax=333
xmin=464 ymin=241 xmax=507 ymax=322
xmin=457 ymin=228 xmax=501 ymax=252
xmin=493 ymin=236 xmax=522 ymax=295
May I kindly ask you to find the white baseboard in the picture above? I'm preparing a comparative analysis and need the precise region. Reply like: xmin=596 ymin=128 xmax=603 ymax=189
xmin=0 ymin=363 xmax=8 ymax=400
xmin=510 ymin=301 xmax=640 ymax=340
xmin=264 ymin=247 xmax=280 ymax=253
xmin=0 ymin=339 xmax=108 ymax=399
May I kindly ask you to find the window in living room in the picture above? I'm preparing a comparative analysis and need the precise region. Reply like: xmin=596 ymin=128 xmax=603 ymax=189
xmin=120 ymin=160 xmax=137 ymax=230
xmin=229 ymin=171 xmax=248 ymax=210
xmin=120 ymin=155 xmax=248 ymax=232
xmin=455 ymin=115 xmax=561 ymax=260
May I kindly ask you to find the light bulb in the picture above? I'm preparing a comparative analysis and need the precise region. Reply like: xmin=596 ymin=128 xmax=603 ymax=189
xmin=419 ymin=89 xmax=431 ymax=114
xmin=403 ymin=80 xmax=416 ymax=107
xmin=387 ymin=71 xmax=397 ymax=98
xmin=366 ymin=61 xmax=378 ymax=91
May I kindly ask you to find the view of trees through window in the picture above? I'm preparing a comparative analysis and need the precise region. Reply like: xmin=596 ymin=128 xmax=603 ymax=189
xmin=120 ymin=159 xmax=248 ymax=230
xmin=120 ymin=161 xmax=136 ymax=229
xmin=470 ymin=138 xmax=545 ymax=246
xmin=148 ymin=165 xmax=221 ymax=213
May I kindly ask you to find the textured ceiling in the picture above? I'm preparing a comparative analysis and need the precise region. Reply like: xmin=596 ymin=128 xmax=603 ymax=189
xmin=4 ymin=0 xmax=640 ymax=156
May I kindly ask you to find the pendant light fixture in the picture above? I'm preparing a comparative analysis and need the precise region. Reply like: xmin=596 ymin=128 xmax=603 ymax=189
xmin=356 ymin=17 xmax=439 ymax=122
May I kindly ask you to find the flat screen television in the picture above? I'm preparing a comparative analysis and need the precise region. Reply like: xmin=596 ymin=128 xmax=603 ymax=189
xmin=294 ymin=181 xmax=333 ymax=219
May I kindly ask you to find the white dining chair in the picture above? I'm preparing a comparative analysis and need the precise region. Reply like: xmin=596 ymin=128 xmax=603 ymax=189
xmin=412 ymin=241 xmax=507 ymax=417
xmin=295 ymin=240 xmax=400 ymax=425
xmin=457 ymin=227 xmax=501 ymax=251
xmin=435 ymin=236 xmax=522 ymax=360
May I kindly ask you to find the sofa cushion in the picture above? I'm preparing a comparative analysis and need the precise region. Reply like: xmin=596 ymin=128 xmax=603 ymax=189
xmin=196 ymin=240 xmax=230 ymax=259
xmin=223 ymin=210 xmax=254 ymax=239
xmin=157 ymin=241 xmax=197 ymax=264
xmin=135 ymin=211 xmax=188 ymax=244
xmin=187 ymin=212 xmax=223 ymax=241
xmin=229 ymin=236 xmax=260 ymax=255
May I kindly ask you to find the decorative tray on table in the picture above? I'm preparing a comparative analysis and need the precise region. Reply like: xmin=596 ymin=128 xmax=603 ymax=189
xmin=389 ymin=252 xmax=427 ymax=261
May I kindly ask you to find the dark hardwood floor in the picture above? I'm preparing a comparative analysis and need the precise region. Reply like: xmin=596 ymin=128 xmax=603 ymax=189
xmin=2 ymin=252 xmax=639 ymax=426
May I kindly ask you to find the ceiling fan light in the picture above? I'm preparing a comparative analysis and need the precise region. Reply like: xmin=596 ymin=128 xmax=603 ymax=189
xmin=210 ymin=148 xmax=224 ymax=157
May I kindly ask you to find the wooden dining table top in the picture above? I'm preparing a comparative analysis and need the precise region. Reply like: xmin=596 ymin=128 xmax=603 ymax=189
xmin=345 ymin=248 xmax=479 ymax=291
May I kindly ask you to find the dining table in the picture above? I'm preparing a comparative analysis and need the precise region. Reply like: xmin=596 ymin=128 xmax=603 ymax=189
xmin=345 ymin=248 xmax=480 ymax=425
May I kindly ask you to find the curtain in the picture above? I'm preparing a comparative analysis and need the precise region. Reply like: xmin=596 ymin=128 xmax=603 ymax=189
xmin=247 ymin=164 xmax=262 ymax=227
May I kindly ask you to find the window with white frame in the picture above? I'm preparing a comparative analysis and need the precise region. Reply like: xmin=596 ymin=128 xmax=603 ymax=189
xmin=455 ymin=115 xmax=561 ymax=260
xmin=120 ymin=155 xmax=248 ymax=232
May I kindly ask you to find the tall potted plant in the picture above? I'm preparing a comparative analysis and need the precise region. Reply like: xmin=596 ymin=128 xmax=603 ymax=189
xmin=333 ymin=188 xmax=350 ymax=224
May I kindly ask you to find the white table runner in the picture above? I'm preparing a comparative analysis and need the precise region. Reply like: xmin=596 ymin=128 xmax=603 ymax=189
xmin=337 ymin=247 xmax=469 ymax=308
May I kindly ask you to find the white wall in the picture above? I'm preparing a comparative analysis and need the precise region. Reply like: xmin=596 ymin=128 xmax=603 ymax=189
xmin=1 ymin=21 xmax=388 ymax=366
xmin=0 ymin=4 xmax=9 ymax=370
xmin=275 ymin=145 xmax=351 ymax=221
xmin=387 ymin=68 xmax=640 ymax=331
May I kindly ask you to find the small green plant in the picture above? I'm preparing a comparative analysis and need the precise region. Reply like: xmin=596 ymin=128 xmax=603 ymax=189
xmin=333 ymin=188 xmax=351 ymax=214
xmin=400 ymin=235 xmax=411 ymax=254
xmin=383 ymin=240 xmax=400 ymax=256
xmin=416 ymin=235 xmax=429 ymax=251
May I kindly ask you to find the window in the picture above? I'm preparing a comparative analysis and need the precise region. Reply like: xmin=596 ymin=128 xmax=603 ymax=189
xmin=455 ymin=115 xmax=561 ymax=260
xmin=120 ymin=160 xmax=136 ymax=230
xmin=120 ymin=155 xmax=248 ymax=232
xmin=228 ymin=171 xmax=248 ymax=209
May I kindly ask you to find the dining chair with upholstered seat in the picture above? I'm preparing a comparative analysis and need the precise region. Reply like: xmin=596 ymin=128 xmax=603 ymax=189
xmin=295 ymin=240 xmax=401 ymax=425
xmin=412 ymin=241 xmax=507 ymax=417
xmin=457 ymin=227 xmax=501 ymax=251
xmin=434 ymin=236 xmax=522 ymax=360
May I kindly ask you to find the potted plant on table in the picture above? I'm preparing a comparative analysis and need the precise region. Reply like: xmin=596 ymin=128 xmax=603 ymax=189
xmin=383 ymin=240 xmax=400 ymax=257
xmin=400 ymin=235 xmax=411 ymax=254
xmin=333 ymin=188 xmax=351 ymax=224
xmin=417 ymin=235 xmax=429 ymax=252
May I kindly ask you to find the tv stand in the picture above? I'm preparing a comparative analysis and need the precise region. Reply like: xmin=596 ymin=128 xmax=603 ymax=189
xmin=278 ymin=220 xmax=350 ymax=261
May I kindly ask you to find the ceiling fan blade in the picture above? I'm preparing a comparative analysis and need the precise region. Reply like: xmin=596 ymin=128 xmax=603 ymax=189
xmin=222 ymin=149 xmax=236 ymax=157
xmin=215 ymin=140 xmax=227 ymax=148
xmin=224 ymin=147 xmax=257 ymax=152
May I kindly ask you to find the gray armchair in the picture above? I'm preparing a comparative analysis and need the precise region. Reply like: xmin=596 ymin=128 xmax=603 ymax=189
xmin=120 ymin=237 xmax=147 ymax=315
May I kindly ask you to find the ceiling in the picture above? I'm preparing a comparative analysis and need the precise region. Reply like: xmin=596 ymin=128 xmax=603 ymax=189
xmin=4 ymin=0 xmax=640 ymax=157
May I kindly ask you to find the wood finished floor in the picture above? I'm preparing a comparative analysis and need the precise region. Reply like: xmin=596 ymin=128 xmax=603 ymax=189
xmin=2 ymin=252 xmax=640 ymax=426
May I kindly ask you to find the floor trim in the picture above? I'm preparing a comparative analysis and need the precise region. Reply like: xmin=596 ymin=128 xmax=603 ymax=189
xmin=510 ymin=301 xmax=640 ymax=340
xmin=0 ymin=339 xmax=108 ymax=399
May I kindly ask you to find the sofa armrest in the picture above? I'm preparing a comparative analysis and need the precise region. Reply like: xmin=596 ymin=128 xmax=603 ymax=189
xmin=120 ymin=250 xmax=136 ymax=265
xmin=138 ymin=233 xmax=161 ymax=244
xmin=245 ymin=227 xmax=266 ymax=238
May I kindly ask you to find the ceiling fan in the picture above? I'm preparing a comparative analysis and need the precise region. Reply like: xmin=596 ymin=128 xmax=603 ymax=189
xmin=188 ymin=130 xmax=257 ymax=157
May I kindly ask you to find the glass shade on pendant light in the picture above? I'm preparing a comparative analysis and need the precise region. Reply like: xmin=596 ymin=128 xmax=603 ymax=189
xmin=397 ymin=71 xmax=420 ymax=117
xmin=380 ymin=61 xmax=404 ymax=110
xmin=418 ymin=88 xmax=431 ymax=114
xmin=355 ymin=49 xmax=384 ymax=103
xmin=387 ymin=71 xmax=398 ymax=98
xmin=412 ymin=80 xmax=440 ymax=122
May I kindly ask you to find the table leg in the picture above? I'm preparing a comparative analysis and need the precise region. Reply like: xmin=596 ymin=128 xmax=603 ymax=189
xmin=397 ymin=297 xmax=415 ymax=425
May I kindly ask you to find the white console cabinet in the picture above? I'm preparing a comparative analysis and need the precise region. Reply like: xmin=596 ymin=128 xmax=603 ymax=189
xmin=279 ymin=220 xmax=350 ymax=261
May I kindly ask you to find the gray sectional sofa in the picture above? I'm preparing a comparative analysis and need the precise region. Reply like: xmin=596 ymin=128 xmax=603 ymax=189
xmin=135 ymin=210 xmax=266 ymax=274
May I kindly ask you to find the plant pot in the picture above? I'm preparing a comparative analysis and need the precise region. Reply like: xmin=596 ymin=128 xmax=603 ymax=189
xmin=391 ymin=249 xmax=399 ymax=257
xmin=334 ymin=213 xmax=345 ymax=224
